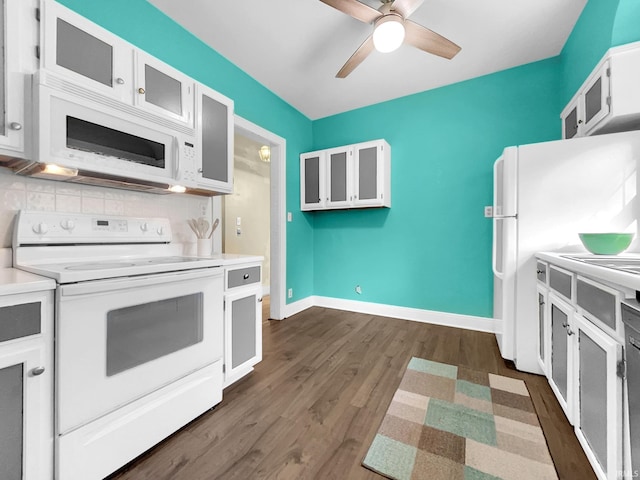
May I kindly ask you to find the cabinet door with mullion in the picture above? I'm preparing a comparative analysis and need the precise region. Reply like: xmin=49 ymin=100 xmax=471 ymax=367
xmin=582 ymin=61 xmax=611 ymax=136
xmin=300 ymin=151 xmax=325 ymax=211
xmin=573 ymin=315 xmax=623 ymax=480
xmin=548 ymin=292 xmax=574 ymax=423
xmin=537 ymin=284 xmax=549 ymax=375
xmin=325 ymin=146 xmax=353 ymax=209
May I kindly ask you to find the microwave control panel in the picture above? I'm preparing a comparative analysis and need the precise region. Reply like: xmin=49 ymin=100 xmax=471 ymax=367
xmin=178 ymin=141 xmax=198 ymax=182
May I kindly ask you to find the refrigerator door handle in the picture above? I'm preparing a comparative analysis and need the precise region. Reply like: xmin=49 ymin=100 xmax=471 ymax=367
xmin=492 ymin=217 xmax=503 ymax=279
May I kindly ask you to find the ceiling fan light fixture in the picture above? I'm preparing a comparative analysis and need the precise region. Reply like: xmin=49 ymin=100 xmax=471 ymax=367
xmin=372 ymin=15 xmax=405 ymax=53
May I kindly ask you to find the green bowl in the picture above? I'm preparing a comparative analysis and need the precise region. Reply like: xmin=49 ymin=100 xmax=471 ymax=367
xmin=578 ymin=233 xmax=634 ymax=255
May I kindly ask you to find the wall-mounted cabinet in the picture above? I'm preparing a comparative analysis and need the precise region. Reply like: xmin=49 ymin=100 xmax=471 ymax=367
xmin=300 ymin=139 xmax=391 ymax=211
xmin=0 ymin=0 xmax=38 ymax=160
xmin=561 ymin=42 xmax=640 ymax=138
xmin=41 ymin=1 xmax=195 ymax=128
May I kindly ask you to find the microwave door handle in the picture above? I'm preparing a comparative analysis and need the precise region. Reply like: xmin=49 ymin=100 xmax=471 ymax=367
xmin=173 ymin=137 xmax=180 ymax=179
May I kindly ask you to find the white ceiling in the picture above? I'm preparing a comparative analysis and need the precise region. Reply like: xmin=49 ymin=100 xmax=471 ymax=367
xmin=148 ymin=0 xmax=587 ymax=120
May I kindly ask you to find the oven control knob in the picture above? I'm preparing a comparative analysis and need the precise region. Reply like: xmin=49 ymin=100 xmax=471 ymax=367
xmin=32 ymin=222 xmax=48 ymax=235
xmin=60 ymin=219 xmax=75 ymax=231
xmin=140 ymin=222 xmax=149 ymax=232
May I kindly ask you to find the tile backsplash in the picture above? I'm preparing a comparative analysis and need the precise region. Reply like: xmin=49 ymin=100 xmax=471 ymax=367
xmin=0 ymin=169 xmax=213 ymax=251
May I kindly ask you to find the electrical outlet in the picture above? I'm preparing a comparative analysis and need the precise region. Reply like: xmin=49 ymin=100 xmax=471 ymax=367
xmin=484 ymin=206 xmax=493 ymax=218
xmin=287 ymin=288 xmax=293 ymax=299
xmin=355 ymin=285 xmax=362 ymax=294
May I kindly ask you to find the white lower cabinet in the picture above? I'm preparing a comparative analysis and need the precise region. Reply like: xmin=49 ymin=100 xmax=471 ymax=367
xmin=0 ymin=289 xmax=54 ymax=480
xmin=537 ymin=283 xmax=549 ymax=375
xmin=573 ymin=314 xmax=623 ymax=480
xmin=542 ymin=263 xmax=626 ymax=480
xmin=223 ymin=263 xmax=262 ymax=387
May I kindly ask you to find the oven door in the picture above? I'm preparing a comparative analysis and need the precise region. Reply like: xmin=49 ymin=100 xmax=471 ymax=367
xmin=56 ymin=268 xmax=222 ymax=434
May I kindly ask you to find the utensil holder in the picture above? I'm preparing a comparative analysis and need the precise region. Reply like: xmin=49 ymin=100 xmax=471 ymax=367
xmin=197 ymin=238 xmax=212 ymax=257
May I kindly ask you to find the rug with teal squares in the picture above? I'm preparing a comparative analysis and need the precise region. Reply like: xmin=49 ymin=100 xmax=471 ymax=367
xmin=362 ymin=358 xmax=558 ymax=480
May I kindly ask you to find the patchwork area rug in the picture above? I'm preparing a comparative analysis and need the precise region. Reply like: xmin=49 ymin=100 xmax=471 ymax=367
xmin=362 ymin=358 xmax=558 ymax=480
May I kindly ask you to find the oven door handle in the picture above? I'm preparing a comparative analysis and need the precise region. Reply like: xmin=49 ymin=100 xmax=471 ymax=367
xmin=59 ymin=268 xmax=223 ymax=297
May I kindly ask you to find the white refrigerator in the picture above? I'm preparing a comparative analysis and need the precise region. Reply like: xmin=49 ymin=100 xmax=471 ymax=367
xmin=493 ymin=130 xmax=640 ymax=374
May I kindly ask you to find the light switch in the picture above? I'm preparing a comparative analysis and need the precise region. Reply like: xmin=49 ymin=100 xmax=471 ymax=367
xmin=287 ymin=212 xmax=292 ymax=222
xmin=236 ymin=216 xmax=242 ymax=226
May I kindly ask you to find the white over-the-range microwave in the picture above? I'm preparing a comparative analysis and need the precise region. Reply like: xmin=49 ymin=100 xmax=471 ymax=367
xmin=13 ymin=70 xmax=230 ymax=195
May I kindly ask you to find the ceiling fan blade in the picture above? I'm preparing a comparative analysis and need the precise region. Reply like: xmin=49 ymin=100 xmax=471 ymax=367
xmin=319 ymin=0 xmax=381 ymax=24
xmin=336 ymin=35 xmax=375 ymax=78
xmin=404 ymin=20 xmax=461 ymax=59
xmin=391 ymin=0 xmax=424 ymax=18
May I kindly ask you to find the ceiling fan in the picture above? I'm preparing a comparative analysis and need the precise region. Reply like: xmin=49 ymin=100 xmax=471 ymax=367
xmin=320 ymin=0 xmax=461 ymax=78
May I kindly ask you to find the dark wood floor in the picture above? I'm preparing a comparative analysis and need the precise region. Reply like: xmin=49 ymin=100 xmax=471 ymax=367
xmin=109 ymin=300 xmax=595 ymax=480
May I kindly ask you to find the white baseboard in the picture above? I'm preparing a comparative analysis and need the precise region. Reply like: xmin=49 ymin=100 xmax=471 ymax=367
xmin=284 ymin=295 xmax=498 ymax=333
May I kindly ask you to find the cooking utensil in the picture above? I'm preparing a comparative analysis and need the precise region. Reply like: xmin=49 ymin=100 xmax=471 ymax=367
xmin=208 ymin=218 xmax=220 ymax=238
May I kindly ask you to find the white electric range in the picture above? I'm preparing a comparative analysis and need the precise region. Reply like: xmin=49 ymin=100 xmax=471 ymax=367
xmin=13 ymin=210 xmax=224 ymax=480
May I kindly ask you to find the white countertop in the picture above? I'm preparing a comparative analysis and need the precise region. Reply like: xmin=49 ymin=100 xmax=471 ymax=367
xmin=536 ymin=252 xmax=640 ymax=293
xmin=214 ymin=254 xmax=264 ymax=267
xmin=0 ymin=268 xmax=56 ymax=296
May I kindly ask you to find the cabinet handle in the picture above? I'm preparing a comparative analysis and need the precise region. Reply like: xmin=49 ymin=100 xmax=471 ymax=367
xmin=539 ymin=300 xmax=545 ymax=306
xmin=115 ymin=77 xmax=125 ymax=85
xmin=630 ymin=336 xmax=640 ymax=351
xmin=243 ymin=273 xmax=250 ymax=279
xmin=138 ymin=87 xmax=146 ymax=94
xmin=31 ymin=366 xmax=45 ymax=376
xmin=578 ymin=119 xmax=583 ymax=124
xmin=258 ymin=297 xmax=263 ymax=303
xmin=567 ymin=328 xmax=575 ymax=336
xmin=9 ymin=122 xmax=22 ymax=131
xmin=536 ymin=269 xmax=544 ymax=274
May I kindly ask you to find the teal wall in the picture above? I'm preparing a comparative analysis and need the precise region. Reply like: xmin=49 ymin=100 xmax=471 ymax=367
xmin=560 ymin=0 xmax=640 ymax=105
xmin=58 ymin=0 xmax=640 ymax=318
xmin=57 ymin=0 xmax=316 ymax=302
xmin=312 ymin=59 xmax=561 ymax=317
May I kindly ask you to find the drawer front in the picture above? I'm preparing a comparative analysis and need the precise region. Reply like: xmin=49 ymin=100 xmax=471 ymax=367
xmin=577 ymin=279 xmax=617 ymax=331
xmin=0 ymin=302 xmax=41 ymax=343
xmin=227 ymin=266 xmax=261 ymax=289
xmin=549 ymin=267 xmax=572 ymax=300
xmin=536 ymin=261 xmax=547 ymax=283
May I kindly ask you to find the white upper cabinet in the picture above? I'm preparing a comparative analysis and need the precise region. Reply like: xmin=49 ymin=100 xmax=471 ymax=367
xmin=41 ymin=1 xmax=194 ymax=128
xmin=134 ymin=51 xmax=194 ymax=126
xmin=353 ymin=140 xmax=390 ymax=208
xmin=0 ymin=0 xmax=38 ymax=159
xmin=176 ymin=82 xmax=233 ymax=193
xmin=300 ymin=150 xmax=325 ymax=211
xmin=561 ymin=42 xmax=640 ymax=138
xmin=300 ymin=139 xmax=391 ymax=211
xmin=41 ymin=0 xmax=132 ymax=104
xmin=325 ymin=146 xmax=353 ymax=208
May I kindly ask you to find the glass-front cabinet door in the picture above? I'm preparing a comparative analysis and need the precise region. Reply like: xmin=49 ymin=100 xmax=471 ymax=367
xmin=537 ymin=285 xmax=549 ymax=374
xmin=300 ymin=151 xmax=325 ymax=211
xmin=549 ymin=293 xmax=574 ymax=423
xmin=194 ymin=83 xmax=233 ymax=193
xmin=0 ymin=347 xmax=44 ymax=480
xmin=353 ymin=139 xmax=391 ymax=208
xmin=134 ymin=51 xmax=194 ymax=126
xmin=0 ymin=0 xmax=35 ymax=157
xmin=326 ymin=146 xmax=352 ymax=208
xmin=41 ymin=0 xmax=132 ymax=102
xmin=573 ymin=315 xmax=622 ymax=480
xmin=582 ymin=61 xmax=611 ymax=136
xmin=562 ymin=104 xmax=580 ymax=139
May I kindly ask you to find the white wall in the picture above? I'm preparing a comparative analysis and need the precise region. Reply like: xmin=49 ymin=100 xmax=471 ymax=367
xmin=0 ymin=169 xmax=213 ymax=252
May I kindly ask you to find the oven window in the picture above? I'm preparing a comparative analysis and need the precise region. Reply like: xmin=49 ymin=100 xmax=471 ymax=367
xmin=66 ymin=116 xmax=166 ymax=168
xmin=106 ymin=293 xmax=203 ymax=376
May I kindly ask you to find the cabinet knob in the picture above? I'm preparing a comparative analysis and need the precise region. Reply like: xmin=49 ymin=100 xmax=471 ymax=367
xmin=567 ymin=328 xmax=575 ymax=336
xmin=258 ymin=297 xmax=263 ymax=303
xmin=243 ymin=273 xmax=250 ymax=279
xmin=9 ymin=122 xmax=22 ymax=131
xmin=138 ymin=87 xmax=146 ymax=94
xmin=578 ymin=119 xmax=583 ymax=124
xmin=536 ymin=269 xmax=544 ymax=274
xmin=31 ymin=366 xmax=45 ymax=376
xmin=115 ymin=77 xmax=125 ymax=85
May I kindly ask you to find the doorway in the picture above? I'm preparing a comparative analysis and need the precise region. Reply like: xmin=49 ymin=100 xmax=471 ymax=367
xmin=217 ymin=116 xmax=286 ymax=320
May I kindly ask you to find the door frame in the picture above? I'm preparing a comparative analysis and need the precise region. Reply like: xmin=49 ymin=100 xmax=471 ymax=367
xmin=226 ymin=115 xmax=286 ymax=320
